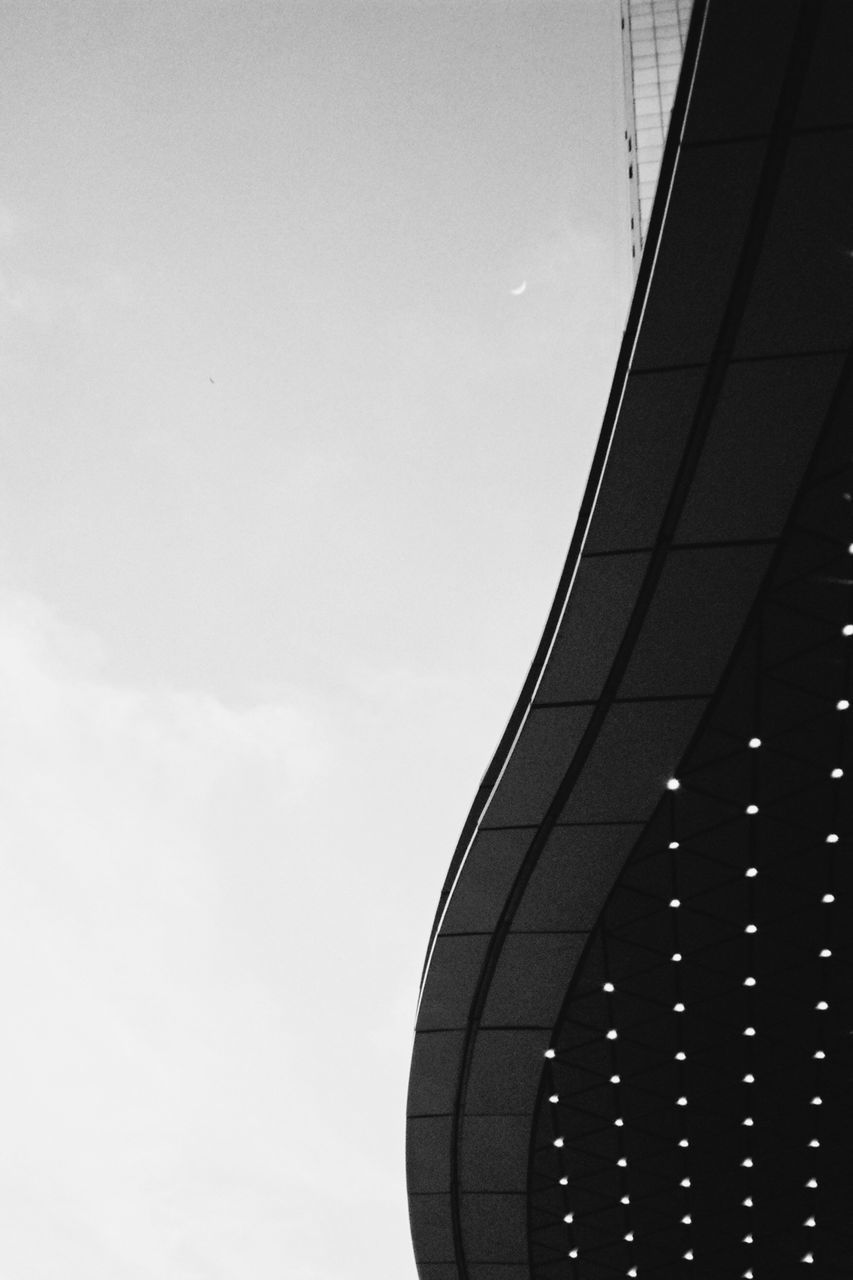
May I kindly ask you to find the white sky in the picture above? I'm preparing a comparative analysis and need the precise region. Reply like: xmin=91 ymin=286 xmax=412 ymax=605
xmin=0 ymin=3 xmax=629 ymax=1276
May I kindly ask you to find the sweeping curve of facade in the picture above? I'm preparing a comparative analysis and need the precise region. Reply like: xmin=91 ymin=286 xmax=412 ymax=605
xmin=406 ymin=3 xmax=853 ymax=1277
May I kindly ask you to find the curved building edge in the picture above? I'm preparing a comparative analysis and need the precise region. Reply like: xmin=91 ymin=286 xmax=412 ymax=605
xmin=407 ymin=1 xmax=853 ymax=1277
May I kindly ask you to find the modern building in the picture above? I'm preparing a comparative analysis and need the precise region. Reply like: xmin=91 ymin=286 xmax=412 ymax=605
xmin=620 ymin=0 xmax=693 ymax=265
xmin=406 ymin=2 xmax=853 ymax=1277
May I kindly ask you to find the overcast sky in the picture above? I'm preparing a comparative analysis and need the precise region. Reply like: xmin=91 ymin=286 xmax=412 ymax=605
xmin=0 ymin=3 xmax=628 ymax=1276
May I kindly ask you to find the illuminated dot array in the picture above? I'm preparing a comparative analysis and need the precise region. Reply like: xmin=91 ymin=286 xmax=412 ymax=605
xmin=534 ymin=485 xmax=850 ymax=1278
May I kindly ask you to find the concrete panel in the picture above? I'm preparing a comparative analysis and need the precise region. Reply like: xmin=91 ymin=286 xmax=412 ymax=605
xmin=559 ymin=698 xmax=707 ymax=823
xmin=408 ymin=1030 xmax=465 ymax=1116
xmin=461 ymin=1194 xmax=528 ymax=1263
xmin=617 ymin=545 xmax=773 ymax=698
xmin=514 ymin=825 xmax=642 ymax=931
xmin=409 ymin=1193 xmax=455 ymax=1263
xmin=418 ymin=935 xmax=490 ymax=1031
xmin=683 ymin=0 xmax=800 ymax=143
xmin=460 ymin=1114 xmax=531 ymax=1192
xmin=407 ymin=1115 xmax=453 ymax=1194
xmin=481 ymin=706 xmax=592 ymax=829
xmin=535 ymin=553 xmax=651 ymax=704
xmin=482 ymin=932 xmax=588 ymax=1028
xmin=632 ymin=140 xmax=765 ymax=370
xmin=466 ymin=1029 xmax=550 ymax=1115
xmin=735 ymin=133 xmax=853 ymax=358
xmin=441 ymin=828 xmax=532 ymax=936
xmin=583 ymin=369 xmax=702 ymax=556
xmin=797 ymin=1 xmax=853 ymax=129
xmin=676 ymin=354 xmax=844 ymax=544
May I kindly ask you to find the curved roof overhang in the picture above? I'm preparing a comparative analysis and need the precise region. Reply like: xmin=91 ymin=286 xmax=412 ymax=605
xmin=407 ymin=2 xmax=853 ymax=1276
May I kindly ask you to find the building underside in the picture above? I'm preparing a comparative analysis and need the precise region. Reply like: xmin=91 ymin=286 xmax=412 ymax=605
xmin=406 ymin=2 xmax=853 ymax=1277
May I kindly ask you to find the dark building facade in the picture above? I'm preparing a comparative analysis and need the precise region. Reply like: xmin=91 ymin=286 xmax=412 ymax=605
xmin=406 ymin=2 xmax=853 ymax=1277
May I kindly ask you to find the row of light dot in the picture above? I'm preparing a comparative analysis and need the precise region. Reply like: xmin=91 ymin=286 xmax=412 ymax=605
xmin=544 ymin=640 xmax=850 ymax=1276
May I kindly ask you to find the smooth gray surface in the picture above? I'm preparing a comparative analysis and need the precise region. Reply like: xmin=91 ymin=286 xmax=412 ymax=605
xmin=513 ymin=826 xmax=642 ymax=932
xmin=439 ymin=828 xmax=535 ymax=936
xmin=582 ymin=369 xmax=703 ymax=555
xmin=631 ymin=141 xmax=765 ymax=371
xmin=534 ymin=553 xmax=651 ymax=704
xmin=480 ymin=706 xmax=592 ymax=829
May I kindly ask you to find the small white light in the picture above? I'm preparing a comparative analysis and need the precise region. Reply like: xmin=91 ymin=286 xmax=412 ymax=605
xmin=672 ymin=952 xmax=682 ymax=962
xmin=822 ymin=893 xmax=835 ymax=903
xmin=809 ymin=1139 xmax=820 ymax=1148
xmin=681 ymin=1213 xmax=691 ymax=1225
xmin=826 ymin=833 xmax=839 ymax=843
xmin=628 ymin=1270 xmax=637 ymax=1278
xmin=814 ymin=1050 xmax=825 ymax=1059
xmin=748 ymin=737 xmax=761 ymax=749
xmin=744 ymin=976 xmax=756 ymax=987
xmin=746 ymin=804 xmax=759 ymax=815
xmin=670 ymin=898 xmax=681 ymax=908
xmin=811 ymin=1096 xmax=822 ymax=1105
xmin=549 ymin=1093 xmax=559 ymax=1104
xmin=744 ymin=1026 xmax=756 ymax=1036
xmin=843 ymin=624 xmax=853 ymax=636
xmin=743 ymin=1073 xmax=755 ymax=1083
xmin=820 ymin=949 xmax=832 ymax=958
xmin=743 ymin=1234 xmax=753 ymax=1244
xmin=545 ymin=1048 xmax=556 ymax=1059
xmin=621 ymin=1194 xmax=630 ymax=1205
xmin=674 ymin=1002 xmax=685 ymax=1013
xmin=803 ymin=1252 xmax=814 ymax=1263
xmin=610 ymin=1074 xmax=621 ymax=1084
xmin=744 ymin=1271 xmax=754 ymax=1279
xmin=559 ymin=1175 xmax=568 ymax=1185
xmin=563 ymin=1213 xmax=573 ymax=1224
xmin=679 ymin=1138 xmax=689 ymax=1148
xmin=607 ymin=1029 xmax=618 ymax=1040
xmin=618 ymin=1157 xmax=627 ymax=1167
xmin=603 ymin=982 xmax=615 ymax=992
xmin=742 ymin=1157 xmax=753 ymax=1168
xmin=683 ymin=1249 xmax=693 ymax=1260
xmin=743 ymin=1117 xmax=754 ymax=1126
xmin=614 ymin=1117 xmax=624 ymax=1127
xmin=681 ymin=1177 xmax=691 ymax=1188
xmin=837 ymin=699 xmax=850 ymax=710
xmin=743 ymin=1196 xmax=753 ymax=1207
xmin=667 ymin=778 xmax=681 ymax=791
xmin=675 ymin=1050 xmax=686 ymax=1061
xmin=816 ymin=1001 xmax=829 ymax=1010
xmin=677 ymin=1095 xmax=688 ymax=1106
xmin=804 ymin=1216 xmax=815 ymax=1228
xmin=745 ymin=923 xmax=757 ymax=934
xmin=624 ymin=1231 xmax=634 ymax=1241
xmin=569 ymin=1248 xmax=578 ymax=1259
xmin=848 ymin=543 xmax=853 ymax=554
xmin=669 ymin=840 xmax=680 ymax=849
xmin=554 ymin=1137 xmax=564 ymax=1148
xmin=746 ymin=866 xmax=758 ymax=878
xmin=832 ymin=767 xmax=844 ymax=778
xmin=806 ymin=1178 xmax=818 ymax=1189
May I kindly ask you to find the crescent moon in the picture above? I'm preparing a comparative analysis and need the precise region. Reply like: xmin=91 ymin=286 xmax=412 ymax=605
xmin=510 ymin=281 xmax=527 ymax=296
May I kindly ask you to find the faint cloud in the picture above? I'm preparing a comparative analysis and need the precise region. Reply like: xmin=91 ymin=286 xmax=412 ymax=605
xmin=0 ymin=200 xmax=19 ymax=244
xmin=0 ymin=196 xmax=137 ymax=327
xmin=0 ymin=587 xmax=367 ymax=1279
